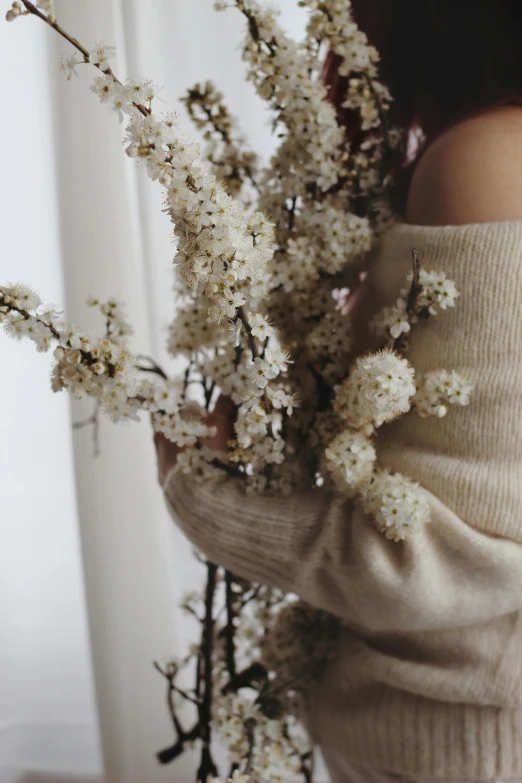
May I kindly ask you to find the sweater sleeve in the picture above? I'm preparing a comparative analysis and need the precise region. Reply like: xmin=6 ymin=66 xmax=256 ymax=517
xmin=163 ymin=220 xmax=522 ymax=634
xmin=163 ymin=467 xmax=522 ymax=633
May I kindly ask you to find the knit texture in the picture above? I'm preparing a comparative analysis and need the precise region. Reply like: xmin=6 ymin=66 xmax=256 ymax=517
xmin=163 ymin=219 xmax=522 ymax=781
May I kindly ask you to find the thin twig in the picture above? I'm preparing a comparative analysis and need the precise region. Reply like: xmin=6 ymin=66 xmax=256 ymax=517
xmin=0 ymin=295 xmax=61 ymax=340
xmin=135 ymin=354 xmax=169 ymax=380
xmin=153 ymin=662 xmax=186 ymax=739
xmin=73 ymin=399 xmax=101 ymax=456
xmin=243 ymin=717 xmax=257 ymax=775
xmin=20 ymin=0 xmax=151 ymax=118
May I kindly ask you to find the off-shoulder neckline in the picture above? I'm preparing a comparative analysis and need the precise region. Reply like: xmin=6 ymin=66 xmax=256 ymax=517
xmin=389 ymin=217 xmax=522 ymax=232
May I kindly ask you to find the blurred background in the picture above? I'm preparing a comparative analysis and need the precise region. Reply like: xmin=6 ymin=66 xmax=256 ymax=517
xmin=0 ymin=1 xmax=307 ymax=781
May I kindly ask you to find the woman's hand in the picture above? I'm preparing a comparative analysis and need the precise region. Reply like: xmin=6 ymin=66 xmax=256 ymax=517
xmin=345 ymin=275 xmax=386 ymax=362
xmin=153 ymin=395 xmax=236 ymax=486
xmin=201 ymin=394 xmax=236 ymax=452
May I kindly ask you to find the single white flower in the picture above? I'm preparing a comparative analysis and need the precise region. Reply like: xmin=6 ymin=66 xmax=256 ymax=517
xmin=249 ymin=312 xmax=274 ymax=341
xmin=371 ymin=298 xmax=411 ymax=340
xmin=88 ymin=40 xmax=116 ymax=71
xmin=258 ymin=437 xmax=285 ymax=464
xmin=218 ymin=288 xmax=246 ymax=319
xmin=247 ymin=357 xmax=279 ymax=389
xmin=36 ymin=0 xmax=55 ymax=18
xmin=91 ymin=75 xmax=116 ymax=104
xmin=264 ymin=346 xmax=293 ymax=373
xmin=60 ymin=52 xmax=80 ymax=80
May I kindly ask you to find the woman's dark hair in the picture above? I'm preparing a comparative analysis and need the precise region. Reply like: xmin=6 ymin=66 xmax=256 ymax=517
xmin=323 ymin=0 xmax=522 ymax=213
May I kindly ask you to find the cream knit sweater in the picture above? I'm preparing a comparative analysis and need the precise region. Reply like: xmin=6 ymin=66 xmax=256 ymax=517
xmin=163 ymin=220 xmax=522 ymax=781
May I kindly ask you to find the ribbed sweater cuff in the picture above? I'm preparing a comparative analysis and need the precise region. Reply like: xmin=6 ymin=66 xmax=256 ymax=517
xmin=307 ymin=683 xmax=522 ymax=780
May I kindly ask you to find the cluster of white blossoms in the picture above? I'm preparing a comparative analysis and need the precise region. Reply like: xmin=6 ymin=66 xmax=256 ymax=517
xmin=4 ymin=0 xmax=473 ymax=530
xmin=212 ymin=690 xmax=302 ymax=782
xmin=210 ymin=774 xmax=250 ymax=783
xmin=0 ymin=284 xmax=219 ymax=455
xmin=360 ymin=470 xmax=431 ymax=542
xmin=324 ymin=429 xmax=376 ymax=495
xmin=334 ymin=349 xmax=416 ymax=432
xmin=372 ymin=267 xmax=461 ymax=341
xmin=181 ymin=82 xmax=260 ymax=203
xmin=414 ymin=369 xmax=474 ymax=418
xmin=6 ymin=0 xmax=55 ymax=23
xmin=227 ymin=0 xmax=346 ymax=195
xmin=4 ymin=1 xmax=477 ymax=780
xmin=323 ymin=260 xmax=471 ymax=538
xmin=301 ymin=0 xmax=393 ymax=184
xmin=260 ymin=600 xmax=341 ymax=710
xmin=87 ymin=297 xmax=134 ymax=345
xmin=177 ymin=576 xmax=314 ymax=782
xmin=322 ymin=347 xmax=428 ymax=537
xmin=0 ymin=283 xmax=57 ymax=353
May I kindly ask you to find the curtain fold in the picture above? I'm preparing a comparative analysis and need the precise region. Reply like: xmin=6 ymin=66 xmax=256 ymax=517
xmin=0 ymin=9 xmax=102 ymax=783
xmin=53 ymin=2 xmax=188 ymax=781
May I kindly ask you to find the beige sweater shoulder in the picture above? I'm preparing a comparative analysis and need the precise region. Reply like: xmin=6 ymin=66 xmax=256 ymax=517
xmin=164 ymin=219 xmax=522 ymax=780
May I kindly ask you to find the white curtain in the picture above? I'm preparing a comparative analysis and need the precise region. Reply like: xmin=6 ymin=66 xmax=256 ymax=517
xmin=0 ymin=12 xmax=102 ymax=783
xmin=1 ymin=2 xmax=307 ymax=782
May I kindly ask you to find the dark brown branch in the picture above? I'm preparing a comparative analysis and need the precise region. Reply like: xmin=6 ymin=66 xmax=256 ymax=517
xmin=157 ymin=722 xmax=201 ymax=765
xmin=223 ymin=662 xmax=267 ymax=694
xmin=297 ymin=748 xmax=314 ymax=783
xmin=153 ymin=661 xmax=203 ymax=765
xmin=153 ymin=662 xmax=186 ymax=739
xmin=224 ymin=571 xmax=237 ymax=679
xmin=393 ymin=248 xmax=421 ymax=352
xmin=244 ymin=717 xmax=257 ymax=775
xmin=406 ymin=249 xmax=421 ymax=315
xmin=236 ymin=306 xmax=259 ymax=359
xmin=135 ymin=354 xmax=169 ymax=380
xmin=196 ymin=562 xmax=218 ymax=783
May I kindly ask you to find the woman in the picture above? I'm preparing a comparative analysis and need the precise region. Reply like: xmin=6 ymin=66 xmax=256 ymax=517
xmin=155 ymin=2 xmax=522 ymax=780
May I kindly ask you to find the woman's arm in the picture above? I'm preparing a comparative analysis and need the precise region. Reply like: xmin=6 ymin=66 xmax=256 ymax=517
xmin=164 ymin=466 xmax=522 ymax=634
xmin=162 ymin=107 xmax=522 ymax=634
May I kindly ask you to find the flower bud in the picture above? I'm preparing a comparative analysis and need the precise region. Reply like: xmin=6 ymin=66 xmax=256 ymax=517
xmin=92 ymin=361 xmax=106 ymax=375
xmin=66 ymin=349 xmax=82 ymax=365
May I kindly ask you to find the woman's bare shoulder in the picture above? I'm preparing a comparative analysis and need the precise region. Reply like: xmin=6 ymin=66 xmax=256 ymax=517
xmin=406 ymin=105 xmax=522 ymax=226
